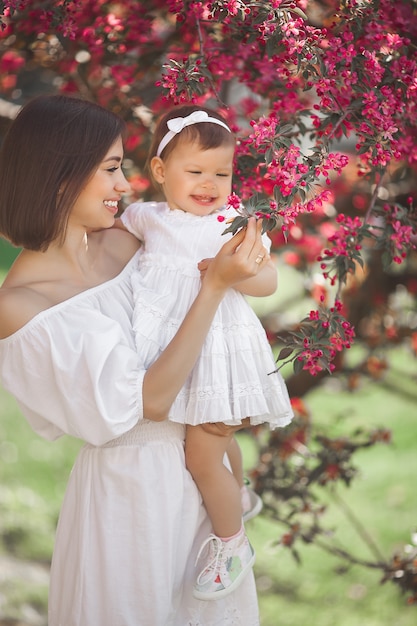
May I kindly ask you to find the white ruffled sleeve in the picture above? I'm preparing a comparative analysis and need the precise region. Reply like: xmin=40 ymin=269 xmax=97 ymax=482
xmin=0 ymin=309 xmax=146 ymax=446
xmin=120 ymin=202 xmax=148 ymax=241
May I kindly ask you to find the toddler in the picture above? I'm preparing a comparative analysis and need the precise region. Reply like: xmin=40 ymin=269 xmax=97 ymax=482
xmin=117 ymin=105 xmax=293 ymax=600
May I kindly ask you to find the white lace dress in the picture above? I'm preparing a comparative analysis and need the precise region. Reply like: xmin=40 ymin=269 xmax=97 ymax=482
xmin=121 ymin=202 xmax=293 ymax=428
xmin=0 ymin=251 xmax=260 ymax=626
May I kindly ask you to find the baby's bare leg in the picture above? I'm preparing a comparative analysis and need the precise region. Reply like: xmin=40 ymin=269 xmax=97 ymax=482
xmin=226 ymin=436 xmax=244 ymax=489
xmin=185 ymin=424 xmax=242 ymax=537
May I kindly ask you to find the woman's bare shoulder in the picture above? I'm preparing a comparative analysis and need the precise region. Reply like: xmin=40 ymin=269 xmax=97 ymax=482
xmin=0 ymin=249 xmax=59 ymax=338
xmin=0 ymin=283 xmax=50 ymax=339
xmin=0 ymin=230 xmax=141 ymax=339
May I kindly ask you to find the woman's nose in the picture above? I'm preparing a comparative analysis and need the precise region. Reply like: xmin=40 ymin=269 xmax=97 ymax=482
xmin=115 ymin=171 xmax=131 ymax=193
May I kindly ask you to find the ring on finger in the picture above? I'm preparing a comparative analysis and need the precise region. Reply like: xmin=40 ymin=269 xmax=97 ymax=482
xmin=255 ymin=254 xmax=264 ymax=265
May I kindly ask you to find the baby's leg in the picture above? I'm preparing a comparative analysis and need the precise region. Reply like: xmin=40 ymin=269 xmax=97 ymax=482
xmin=185 ymin=424 xmax=241 ymax=538
xmin=227 ymin=436 xmax=263 ymax=522
xmin=226 ymin=436 xmax=244 ymax=490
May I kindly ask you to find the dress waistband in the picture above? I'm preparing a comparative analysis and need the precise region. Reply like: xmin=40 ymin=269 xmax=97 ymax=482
xmin=98 ymin=420 xmax=186 ymax=448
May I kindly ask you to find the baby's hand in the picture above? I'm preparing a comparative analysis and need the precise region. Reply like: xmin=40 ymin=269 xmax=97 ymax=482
xmin=197 ymin=258 xmax=213 ymax=280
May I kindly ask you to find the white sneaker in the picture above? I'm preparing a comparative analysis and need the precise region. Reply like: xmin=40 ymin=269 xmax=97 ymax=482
xmin=242 ymin=486 xmax=263 ymax=522
xmin=193 ymin=531 xmax=255 ymax=601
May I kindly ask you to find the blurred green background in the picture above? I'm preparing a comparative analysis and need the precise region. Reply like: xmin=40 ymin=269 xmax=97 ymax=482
xmin=0 ymin=238 xmax=20 ymax=271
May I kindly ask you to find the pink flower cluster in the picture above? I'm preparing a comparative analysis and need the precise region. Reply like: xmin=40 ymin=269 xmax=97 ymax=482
xmin=383 ymin=202 xmax=417 ymax=264
xmin=225 ymin=193 xmax=242 ymax=211
xmin=248 ymin=115 xmax=280 ymax=152
xmin=318 ymin=214 xmax=364 ymax=285
xmin=325 ymin=214 xmax=362 ymax=255
xmin=275 ymin=190 xmax=331 ymax=232
xmin=297 ymin=343 xmax=327 ymax=376
xmin=314 ymin=153 xmax=350 ymax=186
xmin=275 ymin=295 xmax=356 ymax=376
xmin=296 ymin=301 xmax=355 ymax=375
xmin=269 ymin=145 xmax=309 ymax=197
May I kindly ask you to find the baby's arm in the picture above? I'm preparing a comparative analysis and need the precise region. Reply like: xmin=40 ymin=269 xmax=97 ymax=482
xmin=234 ymin=257 xmax=277 ymax=296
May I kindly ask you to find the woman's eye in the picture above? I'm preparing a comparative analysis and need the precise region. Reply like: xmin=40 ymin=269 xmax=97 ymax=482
xmin=107 ymin=166 xmax=119 ymax=172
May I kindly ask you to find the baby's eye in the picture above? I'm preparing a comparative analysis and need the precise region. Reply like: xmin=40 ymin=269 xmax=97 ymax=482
xmin=217 ymin=173 xmax=229 ymax=177
xmin=188 ymin=170 xmax=201 ymax=174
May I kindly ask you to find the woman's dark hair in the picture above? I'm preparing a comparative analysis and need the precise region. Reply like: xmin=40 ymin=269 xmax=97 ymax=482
xmin=0 ymin=94 xmax=126 ymax=251
xmin=146 ymin=104 xmax=235 ymax=180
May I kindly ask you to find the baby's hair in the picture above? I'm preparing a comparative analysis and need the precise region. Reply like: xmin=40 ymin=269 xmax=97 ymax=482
xmin=0 ymin=94 xmax=126 ymax=251
xmin=146 ymin=104 xmax=235 ymax=182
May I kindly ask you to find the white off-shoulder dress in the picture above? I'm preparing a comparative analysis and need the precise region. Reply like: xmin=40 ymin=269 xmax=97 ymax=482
xmin=121 ymin=202 xmax=293 ymax=429
xmin=0 ymin=251 xmax=259 ymax=626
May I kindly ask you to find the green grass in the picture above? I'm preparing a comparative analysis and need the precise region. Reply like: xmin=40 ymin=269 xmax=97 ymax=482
xmin=242 ymin=345 xmax=417 ymax=625
xmin=253 ymin=535 xmax=415 ymax=626
xmin=0 ymin=389 xmax=81 ymax=561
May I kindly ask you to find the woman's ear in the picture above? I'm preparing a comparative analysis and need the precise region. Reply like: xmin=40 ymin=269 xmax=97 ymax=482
xmin=150 ymin=156 xmax=165 ymax=184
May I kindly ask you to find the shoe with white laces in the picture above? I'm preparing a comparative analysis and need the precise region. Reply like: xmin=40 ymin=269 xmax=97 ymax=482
xmin=241 ymin=485 xmax=263 ymax=523
xmin=193 ymin=530 xmax=255 ymax=601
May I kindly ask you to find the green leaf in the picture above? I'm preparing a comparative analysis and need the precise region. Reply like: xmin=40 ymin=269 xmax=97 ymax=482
xmin=294 ymin=358 xmax=304 ymax=375
xmin=381 ymin=250 xmax=393 ymax=269
xmin=278 ymin=124 xmax=293 ymax=135
xmin=262 ymin=216 xmax=277 ymax=233
xmin=291 ymin=7 xmax=308 ymax=21
xmin=277 ymin=347 xmax=294 ymax=361
xmin=221 ymin=215 xmax=248 ymax=235
xmin=355 ymin=255 xmax=365 ymax=269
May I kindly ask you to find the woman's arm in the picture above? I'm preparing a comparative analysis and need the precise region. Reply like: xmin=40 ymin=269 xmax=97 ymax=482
xmin=142 ymin=217 xmax=265 ymax=421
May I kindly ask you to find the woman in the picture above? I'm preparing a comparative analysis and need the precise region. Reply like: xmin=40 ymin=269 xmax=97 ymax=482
xmin=0 ymin=94 xmax=265 ymax=625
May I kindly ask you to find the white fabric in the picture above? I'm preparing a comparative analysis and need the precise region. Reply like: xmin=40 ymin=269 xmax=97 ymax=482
xmin=0 ymin=250 xmax=259 ymax=625
xmin=121 ymin=202 xmax=294 ymax=428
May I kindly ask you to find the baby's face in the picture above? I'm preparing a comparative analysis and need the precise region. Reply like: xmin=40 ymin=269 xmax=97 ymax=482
xmin=158 ymin=139 xmax=234 ymax=216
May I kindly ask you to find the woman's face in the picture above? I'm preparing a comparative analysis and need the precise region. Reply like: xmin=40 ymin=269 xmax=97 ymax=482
xmin=69 ymin=137 xmax=131 ymax=231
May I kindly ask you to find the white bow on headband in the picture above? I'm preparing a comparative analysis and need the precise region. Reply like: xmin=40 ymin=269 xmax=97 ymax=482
xmin=156 ymin=110 xmax=231 ymax=157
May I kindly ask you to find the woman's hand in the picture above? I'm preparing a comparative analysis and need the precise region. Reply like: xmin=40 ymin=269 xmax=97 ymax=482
xmin=198 ymin=217 xmax=269 ymax=293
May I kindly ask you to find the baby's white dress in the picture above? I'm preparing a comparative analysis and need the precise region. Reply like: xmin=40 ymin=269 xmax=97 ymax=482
xmin=121 ymin=202 xmax=293 ymax=428
xmin=0 ymin=250 xmax=260 ymax=626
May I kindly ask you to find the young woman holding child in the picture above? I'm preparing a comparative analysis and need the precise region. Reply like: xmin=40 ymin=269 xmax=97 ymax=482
xmin=0 ymin=94 xmax=267 ymax=625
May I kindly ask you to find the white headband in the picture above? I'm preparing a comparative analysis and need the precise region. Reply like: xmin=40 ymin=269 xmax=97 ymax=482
xmin=156 ymin=110 xmax=231 ymax=157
